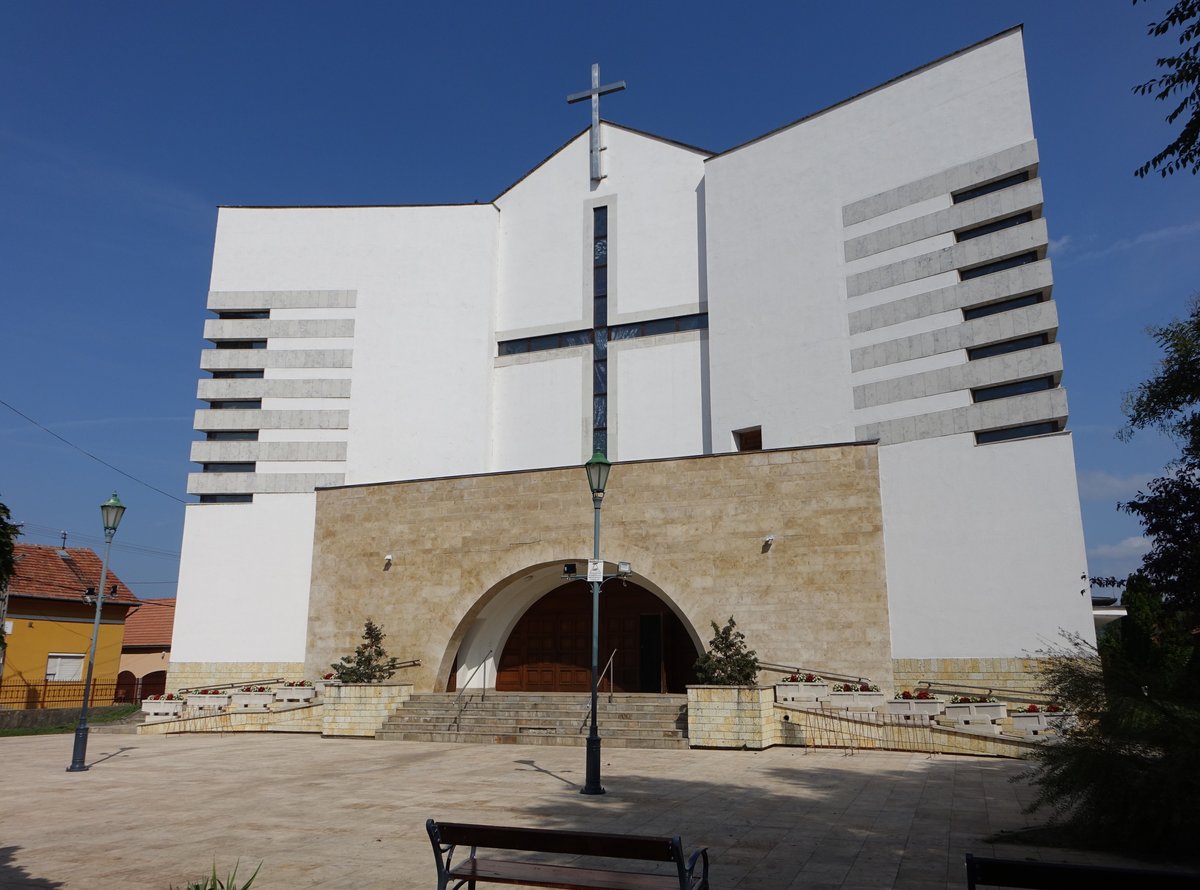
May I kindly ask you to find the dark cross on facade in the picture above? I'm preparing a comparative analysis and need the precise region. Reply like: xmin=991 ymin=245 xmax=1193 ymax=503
xmin=567 ymin=63 xmax=626 ymax=182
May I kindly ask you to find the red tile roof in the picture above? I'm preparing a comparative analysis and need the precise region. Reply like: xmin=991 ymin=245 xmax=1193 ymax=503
xmin=9 ymin=544 xmax=139 ymax=605
xmin=122 ymin=598 xmax=175 ymax=648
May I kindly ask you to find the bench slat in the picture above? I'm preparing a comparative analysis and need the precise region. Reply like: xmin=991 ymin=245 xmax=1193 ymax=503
xmin=965 ymin=854 xmax=1200 ymax=889
xmin=436 ymin=822 xmax=678 ymax=862
xmin=451 ymin=858 xmax=686 ymax=890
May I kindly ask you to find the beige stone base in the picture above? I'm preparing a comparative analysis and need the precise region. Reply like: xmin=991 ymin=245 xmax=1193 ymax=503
xmin=321 ymin=682 xmax=412 ymax=737
xmin=166 ymin=661 xmax=305 ymax=692
xmin=686 ymin=686 xmax=777 ymax=749
xmin=892 ymin=657 xmax=1047 ymax=695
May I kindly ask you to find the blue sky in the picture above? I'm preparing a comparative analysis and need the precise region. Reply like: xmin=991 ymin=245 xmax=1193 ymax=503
xmin=2 ymin=2 xmax=1196 ymax=599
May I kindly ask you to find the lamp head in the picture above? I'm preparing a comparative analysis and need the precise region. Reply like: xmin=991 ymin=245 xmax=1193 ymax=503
xmin=100 ymin=491 xmax=125 ymax=534
xmin=584 ymin=451 xmax=612 ymax=497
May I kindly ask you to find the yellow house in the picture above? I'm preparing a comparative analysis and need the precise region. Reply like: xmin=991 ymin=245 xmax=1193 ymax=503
xmin=0 ymin=544 xmax=137 ymax=709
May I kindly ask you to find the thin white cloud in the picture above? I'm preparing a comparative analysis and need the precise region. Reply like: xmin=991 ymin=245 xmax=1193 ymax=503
xmin=1069 ymin=220 xmax=1200 ymax=264
xmin=1088 ymin=536 xmax=1151 ymax=561
xmin=1048 ymin=235 xmax=1071 ymax=256
xmin=1076 ymin=469 xmax=1151 ymax=501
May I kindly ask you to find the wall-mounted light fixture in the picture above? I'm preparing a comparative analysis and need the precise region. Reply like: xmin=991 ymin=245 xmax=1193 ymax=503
xmin=383 ymin=554 xmax=393 ymax=572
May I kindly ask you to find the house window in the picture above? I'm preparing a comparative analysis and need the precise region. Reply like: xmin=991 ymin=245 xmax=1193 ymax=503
xmin=735 ymin=427 xmax=763 ymax=451
xmin=971 ymin=376 xmax=1056 ymax=403
xmin=201 ymin=462 xmax=255 ymax=473
xmin=959 ymin=252 xmax=1038 ymax=281
xmin=206 ymin=431 xmax=259 ymax=441
xmin=962 ymin=292 xmax=1045 ymax=321
xmin=967 ymin=334 xmax=1049 ymax=361
xmin=975 ymin=421 xmax=1060 ymax=445
xmin=199 ymin=494 xmax=254 ymax=504
xmin=206 ymin=400 xmax=262 ymax=410
xmin=952 ymin=171 xmax=1031 ymax=204
xmin=46 ymin=653 xmax=84 ymax=682
xmin=215 ymin=310 xmax=270 ymax=320
xmin=955 ymin=211 xmax=1034 ymax=242
xmin=213 ymin=340 xmax=267 ymax=349
xmin=211 ymin=370 xmax=265 ymax=379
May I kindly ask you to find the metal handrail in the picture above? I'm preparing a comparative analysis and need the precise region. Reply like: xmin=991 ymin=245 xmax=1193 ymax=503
xmin=581 ymin=650 xmax=617 ymax=731
xmin=177 ymin=678 xmax=285 ymax=694
xmin=759 ymin=661 xmax=868 ymax=684
xmin=450 ymin=650 xmax=492 ymax=731
xmin=917 ymin=679 xmax=1055 ymax=702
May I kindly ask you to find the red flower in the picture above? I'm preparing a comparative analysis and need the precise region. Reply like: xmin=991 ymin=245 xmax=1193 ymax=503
xmin=1025 ymin=704 xmax=1040 ymax=713
xmin=915 ymin=690 xmax=931 ymax=700
xmin=901 ymin=690 xmax=913 ymax=699
xmin=1047 ymin=704 xmax=1062 ymax=713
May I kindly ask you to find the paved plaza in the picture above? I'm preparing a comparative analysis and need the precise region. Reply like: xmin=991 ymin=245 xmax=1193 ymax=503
xmin=0 ymin=733 xmax=1153 ymax=889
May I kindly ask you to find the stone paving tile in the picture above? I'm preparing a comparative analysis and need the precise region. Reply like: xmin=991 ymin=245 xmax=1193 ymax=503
xmin=0 ymin=734 xmax=1166 ymax=889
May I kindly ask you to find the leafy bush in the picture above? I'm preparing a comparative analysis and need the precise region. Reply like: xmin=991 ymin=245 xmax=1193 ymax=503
xmin=1020 ymin=581 xmax=1200 ymax=854
xmin=693 ymin=617 xmax=759 ymax=685
xmin=330 ymin=619 xmax=401 ymax=683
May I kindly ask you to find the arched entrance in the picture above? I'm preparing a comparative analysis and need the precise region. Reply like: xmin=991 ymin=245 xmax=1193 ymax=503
xmin=495 ymin=580 xmax=698 ymax=693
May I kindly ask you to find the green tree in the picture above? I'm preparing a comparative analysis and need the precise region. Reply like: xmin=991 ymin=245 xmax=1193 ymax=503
xmin=693 ymin=617 xmax=759 ymax=686
xmin=1133 ymin=0 xmax=1200 ymax=177
xmin=1022 ymin=582 xmax=1200 ymax=853
xmin=0 ymin=499 xmax=22 ymax=652
xmin=330 ymin=619 xmax=402 ymax=683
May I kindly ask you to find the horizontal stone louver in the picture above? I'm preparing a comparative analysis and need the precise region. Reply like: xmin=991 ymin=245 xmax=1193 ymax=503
xmin=845 ymin=219 xmax=1047 ymax=299
xmin=848 ymin=261 xmax=1053 ymax=335
xmin=853 ymin=343 xmax=1062 ymax=409
xmin=207 ymin=289 xmax=356 ymax=310
xmin=190 ymin=441 xmax=349 ymax=463
xmin=194 ymin=409 xmax=350 ymax=430
xmin=855 ymin=387 xmax=1068 ymax=446
xmin=200 ymin=349 xmax=353 ymax=370
xmin=842 ymin=140 xmax=1039 ymax=226
xmin=186 ymin=472 xmax=347 ymax=495
xmin=203 ymin=318 xmax=355 ymax=340
xmin=851 ymin=301 xmax=1059 ymax=372
xmin=196 ymin=378 xmax=352 ymax=400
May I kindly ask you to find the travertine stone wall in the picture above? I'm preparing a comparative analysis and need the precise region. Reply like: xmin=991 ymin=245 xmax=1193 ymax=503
xmin=306 ymin=445 xmax=893 ymax=693
xmin=321 ymin=682 xmax=412 ymax=737
xmin=892 ymin=657 xmax=1046 ymax=694
xmin=687 ymin=686 xmax=777 ymax=749
xmin=167 ymin=661 xmax=305 ymax=693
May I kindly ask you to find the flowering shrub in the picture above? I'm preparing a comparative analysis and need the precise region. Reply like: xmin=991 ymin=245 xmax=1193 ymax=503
xmin=240 ymin=685 xmax=269 ymax=693
xmin=284 ymin=680 xmax=313 ymax=687
xmin=833 ymin=682 xmax=880 ymax=693
xmin=785 ymin=672 xmax=824 ymax=683
xmin=895 ymin=689 xmax=934 ymax=700
xmin=1046 ymin=704 xmax=1062 ymax=713
xmin=322 ymin=672 xmax=335 ymax=680
xmin=192 ymin=689 xmax=224 ymax=696
xmin=145 ymin=693 xmax=177 ymax=701
xmin=1025 ymin=704 xmax=1041 ymax=713
xmin=950 ymin=694 xmax=997 ymax=704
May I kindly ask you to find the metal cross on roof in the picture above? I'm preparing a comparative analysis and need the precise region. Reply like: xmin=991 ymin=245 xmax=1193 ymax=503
xmin=567 ymin=63 xmax=626 ymax=183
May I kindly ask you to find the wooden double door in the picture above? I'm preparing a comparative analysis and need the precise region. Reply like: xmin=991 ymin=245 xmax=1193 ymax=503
xmin=495 ymin=581 xmax=698 ymax=693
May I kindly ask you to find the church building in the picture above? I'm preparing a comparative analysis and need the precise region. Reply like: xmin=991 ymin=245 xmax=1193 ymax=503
xmin=170 ymin=27 xmax=1095 ymax=697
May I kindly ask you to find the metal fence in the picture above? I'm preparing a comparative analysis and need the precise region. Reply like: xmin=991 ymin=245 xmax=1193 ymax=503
xmin=0 ymin=680 xmax=125 ymax=710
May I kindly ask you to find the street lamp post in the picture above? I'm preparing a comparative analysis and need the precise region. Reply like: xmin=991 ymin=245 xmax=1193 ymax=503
xmin=581 ymin=451 xmax=611 ymax=796
xmin=67 ymin=492 xmax=125 ymax=773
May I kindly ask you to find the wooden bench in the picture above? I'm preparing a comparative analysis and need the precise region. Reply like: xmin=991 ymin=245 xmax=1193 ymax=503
xmin=965 ymin=852 xmax=1200 ymax=888
xmin=426 ymin=819 xmax=709 ymax=890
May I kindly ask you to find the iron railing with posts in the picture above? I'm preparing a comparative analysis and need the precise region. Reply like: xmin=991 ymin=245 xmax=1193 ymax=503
xmin=0 ymin=680 xmax=125 ymax=710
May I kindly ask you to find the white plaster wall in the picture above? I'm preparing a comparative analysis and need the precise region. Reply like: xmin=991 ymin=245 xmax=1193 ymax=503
xmin=704 ymin=30 xmax=1034 ymax=451
xmin=611 ymin=335 xmax=706 ymax=461
xmin=491 ymin=352 xmax=588 ymax=471
xmin=880 ymin=432 xmax=1095 ymax=658
xmin=208 ymin=205 xmax=499 ymax=485
xmin=172 ymin=495 xmax=316 ymax=663
xmin=494 ymin=126 xmax=708 ymax=335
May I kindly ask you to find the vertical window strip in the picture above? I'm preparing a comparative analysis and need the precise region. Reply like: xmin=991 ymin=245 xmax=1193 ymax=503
xmin=593 ymin=206 xmax=608 ymax=454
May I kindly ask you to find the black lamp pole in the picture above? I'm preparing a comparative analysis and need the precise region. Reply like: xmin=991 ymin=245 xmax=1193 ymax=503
xmin=581 ymin=451 xmax=611 ymax=796
xmin=67 ymin=492 xmax=125 ymax=773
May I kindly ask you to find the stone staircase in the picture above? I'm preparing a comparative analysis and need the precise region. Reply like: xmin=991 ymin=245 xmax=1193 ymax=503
xmin=376 ymin=692 xmax=689 ymax=749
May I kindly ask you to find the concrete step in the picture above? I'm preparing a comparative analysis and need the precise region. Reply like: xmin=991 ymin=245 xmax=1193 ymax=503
xmin=374 ymin=728 xmax=690 ymax=749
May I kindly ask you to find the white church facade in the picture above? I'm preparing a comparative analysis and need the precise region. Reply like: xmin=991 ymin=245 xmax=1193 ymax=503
xmin=170 ymin=27 xmax=1095 ymax=695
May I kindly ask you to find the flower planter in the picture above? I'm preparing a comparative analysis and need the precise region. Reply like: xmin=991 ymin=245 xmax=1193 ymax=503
xmin=775 ymin=682 xmax=829 ymax=702
xmin=824 ymin=691 xmax=886 ymax=710
xmin=1009 ymin=711 xmax=1049 ymax=731
xmin=141 ymin=699 xmax=184 ymax=718
xmin=185 ymin=692 xmax=230 ymax=710
xmin=944 ymin=702 xmax=1007 ymax=723
xmin=275 ymin=686 xmax=317 ymax=703
xmin=230 ymin=691 xmax=275 ymax=711
xmin=884 ymin=699 xmax=944 ymax=720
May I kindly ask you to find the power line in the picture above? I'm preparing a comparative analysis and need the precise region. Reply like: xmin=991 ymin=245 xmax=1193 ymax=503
xmin=20 ymin=524 xmax=180 ymax=560
xmin=0 ymin=397 xmax=187 ymax=504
